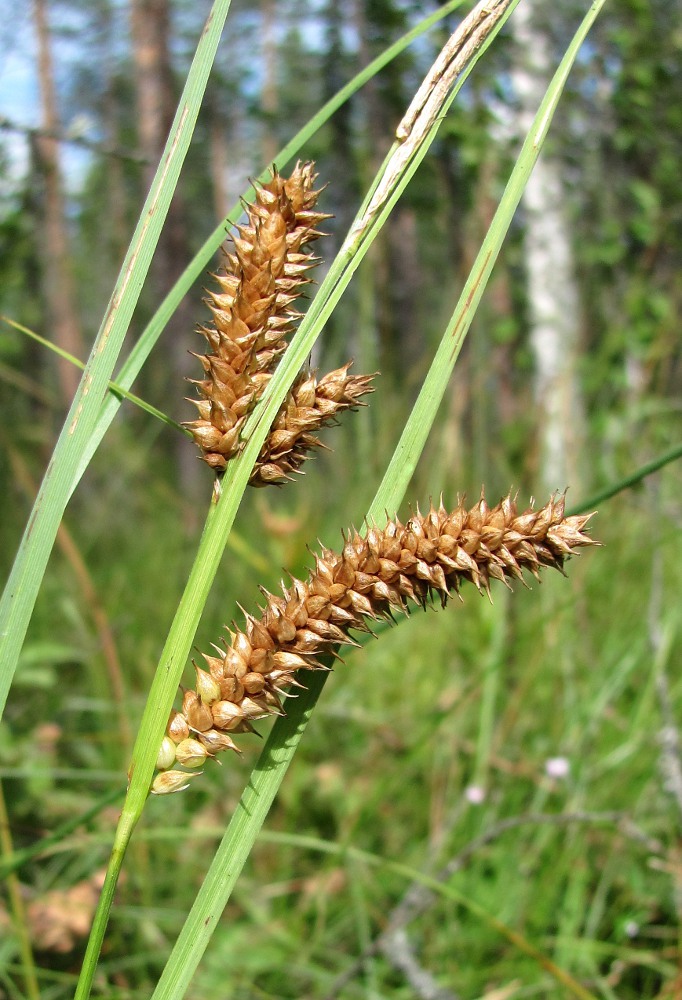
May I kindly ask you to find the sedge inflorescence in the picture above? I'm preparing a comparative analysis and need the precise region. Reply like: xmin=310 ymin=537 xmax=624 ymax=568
xmin=184 ymin=161 xmax=374 ymax=485
xmin=153 ymin=491 xmax=596 ymax=793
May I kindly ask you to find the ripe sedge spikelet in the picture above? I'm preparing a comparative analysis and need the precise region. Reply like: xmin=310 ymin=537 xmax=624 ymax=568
xmin=153 ymin=491 xmax=597 ymax=792
xmin=184 ymin=162 xmax=374 ymax=483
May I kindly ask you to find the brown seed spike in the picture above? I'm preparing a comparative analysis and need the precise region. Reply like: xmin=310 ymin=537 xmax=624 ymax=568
xmin=185 ymin=163 xmax=327 ymax=472
xmin=248 ymin=365 xmax=375 ymax=487
xmin=185 ymin=163 xmax=374 ymax=487
xmin=157 ymin=492 xmax=599 ymax=789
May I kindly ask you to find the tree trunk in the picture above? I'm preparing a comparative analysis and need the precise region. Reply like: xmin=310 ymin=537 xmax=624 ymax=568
xmin=33 ymin=0 xmax=84 ymax=408
xmin=511 ymin=1 xmax=585 ymax=494
xmin=130 ymin=0 xmax=174 ymax=197
xmin=99 ymin=1 xmax=129 ymax=269
xmin=130 ymin=0 xmax=199 ymax=511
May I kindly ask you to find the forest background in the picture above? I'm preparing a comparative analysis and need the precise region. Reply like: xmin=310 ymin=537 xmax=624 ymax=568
xmin=1 ymin=0 xmax=682 ymax=998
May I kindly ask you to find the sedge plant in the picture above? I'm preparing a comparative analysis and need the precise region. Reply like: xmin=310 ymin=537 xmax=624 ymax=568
xmin=0 ymin=1 xmax=614 ymax=998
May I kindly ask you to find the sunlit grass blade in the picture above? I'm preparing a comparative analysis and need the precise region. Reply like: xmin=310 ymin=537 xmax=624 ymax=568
xmin=73 ymin=5 xmax=518 ymax=996
xmin=70 ymin=0 xmax=468 ymax=497
xmin=368 ymin=0 xmax=608 ymax=522
xmin=145 ymin=5 xmax=606 ymax=999
xmin=0 ymin=314 xmax=187 ymax=435
xmin=570 ymin=441 xmax=682 ymax=514
xmin=121 ymin=0 xmax=517 ymax=843
xmin=0 ymin=0 xmax=233 ymax=720
xmin=125 ymin=4 xmax=522 ymax=998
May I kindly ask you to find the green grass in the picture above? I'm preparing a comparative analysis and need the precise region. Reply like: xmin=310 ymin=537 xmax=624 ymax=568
xmin=2 ymin=0 xmax=681 ymax=997
xmin=3 ymin=462 xmax=681 ymax=999
xmin=179 ymin=496 xmax=677 ymax=1000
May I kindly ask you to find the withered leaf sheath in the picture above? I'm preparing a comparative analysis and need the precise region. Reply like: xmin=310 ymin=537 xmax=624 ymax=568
xmin=184 ymin=162 xmax=374 ymax=479
xmin=152 ymin=492 xmax=597 ymax=791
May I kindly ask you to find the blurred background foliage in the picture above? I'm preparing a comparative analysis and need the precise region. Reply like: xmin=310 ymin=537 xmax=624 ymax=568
xmin=1 ymin=0 xmax=682 ymax=997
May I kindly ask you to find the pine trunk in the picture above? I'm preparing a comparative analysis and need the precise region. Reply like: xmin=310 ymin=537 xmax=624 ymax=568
xmin=130 ymin=0 xmax=198 ymax=507
xmin=33 ymin=0 xmax=84 ymax=408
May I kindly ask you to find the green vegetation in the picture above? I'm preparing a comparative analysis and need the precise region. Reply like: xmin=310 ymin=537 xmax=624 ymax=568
xmin=1 ymin=0 xmax=681 ymax=998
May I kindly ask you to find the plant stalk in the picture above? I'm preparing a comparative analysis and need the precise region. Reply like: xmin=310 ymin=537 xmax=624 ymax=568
xmin=0 ymin=780 xmax=41 ymax=1000
xmin=0 ymin=0 xmax=234 ymax=721
xmin=146 ymin=5 xmax=608 ymax=998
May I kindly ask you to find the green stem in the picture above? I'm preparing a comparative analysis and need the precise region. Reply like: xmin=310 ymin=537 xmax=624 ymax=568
xmin=0 ymin=314 xmax=188 ymax=435
xmin=569 ymin=441 xmax=682 ymax=515
xmin=0 ymin=0 xmax=233 ymax=721
xmin=151 ymin=670 xmax=330 ymax=999
xmin=69 ymin=0 xmax=469 ymax=498
xmin=146 ymin=6 xmax=608 ymax=999
xmin=75 ymin=807 xmax=138 ymax=1000
xmin=75 ymin=482 xmax=227 ymax=1000
xmin=0 ymin=780 xmax=41 ymax=1000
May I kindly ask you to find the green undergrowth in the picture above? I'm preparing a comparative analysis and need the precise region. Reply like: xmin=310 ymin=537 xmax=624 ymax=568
xmin=3 ymin=432 xmax=681 ymax=998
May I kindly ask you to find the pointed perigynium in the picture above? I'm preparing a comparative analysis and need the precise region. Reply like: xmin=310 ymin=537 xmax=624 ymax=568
xmin=152 ymin=492 xmax=597 ymax=792
xmin=184 ymin=162 xmax=332 ymax=471
xmin=250 ymin=364 xmax=375 ymax=486
xmin=185 ymin=163 xmax=374 ymax=478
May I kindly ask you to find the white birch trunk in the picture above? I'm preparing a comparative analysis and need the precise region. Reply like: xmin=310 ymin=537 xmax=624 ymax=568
xmin=511 ymin=1 xmax=585 ymax=494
